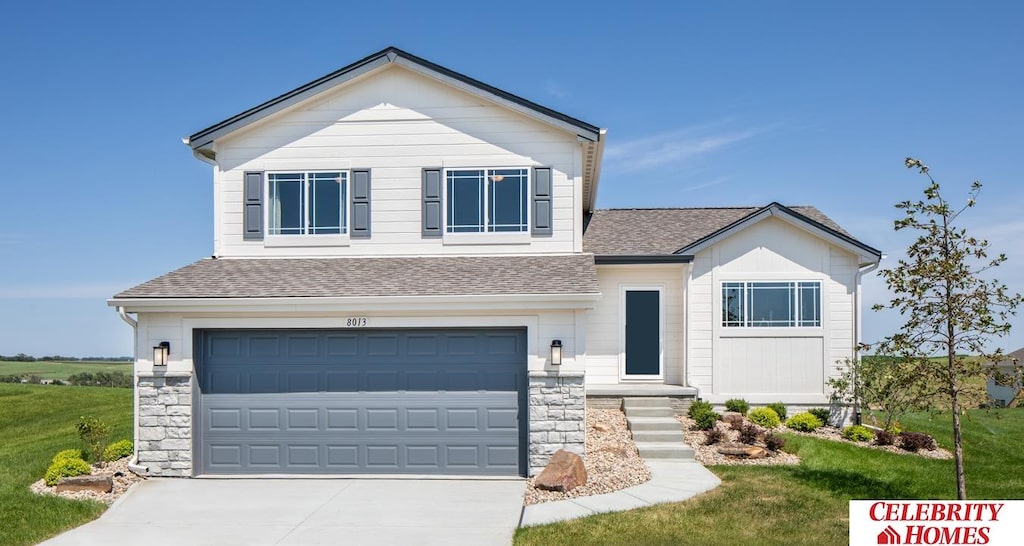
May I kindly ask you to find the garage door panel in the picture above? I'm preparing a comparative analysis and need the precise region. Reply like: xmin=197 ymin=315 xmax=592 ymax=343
xmin=198 ymin=329 xmax=525 ymax=475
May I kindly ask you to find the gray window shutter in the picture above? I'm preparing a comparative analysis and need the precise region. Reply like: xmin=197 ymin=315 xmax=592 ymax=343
xmin=532 ymin=167 xmax=553 ymax=236
xmin=422 ymin=168 xmax=442 ymax=238
xmin=350 ymin=169 xmax=371 ymax=238
xmin=243 ymin=171 xmax=264 ymax=241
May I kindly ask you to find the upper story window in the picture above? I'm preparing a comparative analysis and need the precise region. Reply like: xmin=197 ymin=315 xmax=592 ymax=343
xmin=268 ymin=172 xmax=348 ymax=235
xmin=446 ymin=168 xmax=528 ymax=233
xmin=722 ymin=281 xmax=821 ymax=327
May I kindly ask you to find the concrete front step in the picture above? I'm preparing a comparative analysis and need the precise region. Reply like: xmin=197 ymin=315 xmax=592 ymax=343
xmin=631 ymin=430 xmax=686 ymax=443
xmin=626 ymin=417 xmax=684 ymax=431
xmin=622 ymin=407 xmax=675 ymax=418
xmin=622 ymin=397 xmax=672 ymax=408
xmin=635 ymin=442 xmax=695 ymax=459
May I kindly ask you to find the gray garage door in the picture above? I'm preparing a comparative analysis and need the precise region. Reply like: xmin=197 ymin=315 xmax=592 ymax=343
xmin=195 ymin=328 xmax=526 ymax=476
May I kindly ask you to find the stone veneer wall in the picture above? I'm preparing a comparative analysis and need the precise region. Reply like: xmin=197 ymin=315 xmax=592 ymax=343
xmin=528 ymin=372 xmax=585 ymax=475
xmin=137 ymin=374 xmax=192 ymax=476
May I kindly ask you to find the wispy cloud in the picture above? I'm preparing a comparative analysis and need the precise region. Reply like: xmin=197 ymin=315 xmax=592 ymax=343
xmin=0 ymin=281 xmax=131 ymax=299
xmin=678 ymin=177 xmax=730 ymax=193
xmin=543 ymin=80 xmax=568 ymax=98
xmin=603 ymin=123 xmax=762 ymax=172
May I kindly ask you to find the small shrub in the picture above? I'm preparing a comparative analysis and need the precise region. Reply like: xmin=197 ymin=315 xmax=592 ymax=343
xmin=76 ymin=416 xmax=112 ymax=462
xmin=728 ymin=417 xmax=745 ymax=431
xmin=52 ymin=449 xmax=86 ymax=464
xmin=748 ymin=407 xmax=781 ymax=428
xmin=842 ymin=424 xmax=874 ymax=442
xmin=687 ymin=400 xmax=714 ymax=419
xmin=875 ymin=429 xmax=897 ymax=446
xmin=738 ymin=423 xmax=760 ymax=445
xmin=808 ymin=408 xmax=831 ymax=426
xmin=785 ymin=412 xmax=824 ymax=432
xmin=103 ymin=439 xmax=134 ymax=462
xmin=766 ymin=402 xmax=787 ymax=421
xmin=691 ymin=408 xmax=720 ymax=431
xmin=704 ymin=428 xmax=725 ymax=445
xmin=764 ymin=432 xmax=786 ymax=452
xmin=899 ymin=431 xmax=937 ymax=452
xmin=887 ymin=422 xmax=903 ymax=435
xmin=44 ymin=457 xmax=91 ymax=486
xmin=725 ymin=398 xmax=749 ymax=415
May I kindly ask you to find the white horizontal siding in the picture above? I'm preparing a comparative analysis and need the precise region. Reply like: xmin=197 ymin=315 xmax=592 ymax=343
xmin=687 ymin=217 xmax=859 ymax=403
xmin=213 ymin=66 xmax=581 ymax=257
xmin=584 ymin=265 xmax=685 ymax=386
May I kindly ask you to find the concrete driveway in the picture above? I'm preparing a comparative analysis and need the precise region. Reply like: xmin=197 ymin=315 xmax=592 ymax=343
xmin=43 ymin=478 xmax=527 ymax=546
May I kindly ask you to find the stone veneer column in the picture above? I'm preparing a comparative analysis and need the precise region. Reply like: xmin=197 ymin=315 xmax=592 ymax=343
xmin=527 ymin=371 xmax=585 ymax=475
xmin=137 ymin=374 xmax=193 ymax=476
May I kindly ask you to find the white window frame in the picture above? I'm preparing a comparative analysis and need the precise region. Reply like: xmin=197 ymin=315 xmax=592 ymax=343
xmin=618 ymin=284 xmax=666 ymax=381
xmin=442 ymin=167 xmax=531 ymax=245
xmin=264 ymin=170 xmax=351 ymax=248
xmin=721 ymin=280 xmax=822 ymax=328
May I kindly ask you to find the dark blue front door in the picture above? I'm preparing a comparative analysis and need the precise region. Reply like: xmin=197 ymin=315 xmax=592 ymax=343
xmin=625 ymin=290 xmax=661 ymax=376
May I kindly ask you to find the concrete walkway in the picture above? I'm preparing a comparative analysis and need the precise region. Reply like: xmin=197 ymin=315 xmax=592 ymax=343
xmin=43 ymin=478 xmax=526 ymax=546
xmin=519 ymin=460 xmax=721 ymax=527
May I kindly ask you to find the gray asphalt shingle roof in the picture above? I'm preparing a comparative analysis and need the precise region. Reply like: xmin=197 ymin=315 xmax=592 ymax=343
xmin=582 ymin=206 xmax=852 ymax=256
xmin=113 ymin=254 xmax=599 ymax=299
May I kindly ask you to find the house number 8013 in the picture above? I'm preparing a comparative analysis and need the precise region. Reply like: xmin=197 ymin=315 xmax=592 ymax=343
xmin=345 ymin=317 xmax=368 ymax=327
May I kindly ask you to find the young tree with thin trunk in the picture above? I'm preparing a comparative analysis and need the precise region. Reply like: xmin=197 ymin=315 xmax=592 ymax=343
xmin=873 ymin=158 xmax=1022 ymax=500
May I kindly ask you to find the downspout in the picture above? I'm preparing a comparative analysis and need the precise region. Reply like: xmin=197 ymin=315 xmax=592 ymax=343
xmin=851 ymin=258 xmax=882 ymax=425
xmin=117 ymin=306 xmax=149 ymax=475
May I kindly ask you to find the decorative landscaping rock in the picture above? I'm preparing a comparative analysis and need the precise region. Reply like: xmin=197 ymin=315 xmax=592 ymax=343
xmin=535 ymin=449 xmax=588 ymax=492
xmin=716 ymin=443 xmax=768 ymax=459
xmin=592 ymin=422 xmax=611 ymax=433
xmin=55 ymin=475 xmax=113 ymax=493
xmin=721 ymin=412 xmax=744 ymax=426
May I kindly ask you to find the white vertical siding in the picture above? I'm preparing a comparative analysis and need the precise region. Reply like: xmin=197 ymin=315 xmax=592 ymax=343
xmin=584 ymin=265 xmax=685 ymax=385
xmin=686 ymin=217 xmax=858 ymax=404
xmin=212 ymin=66 xmax=582 ymax=257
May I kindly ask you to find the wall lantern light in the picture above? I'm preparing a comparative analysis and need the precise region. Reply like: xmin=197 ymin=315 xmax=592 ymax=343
xmin=153 ymin=342 xmax=170 ymax=367
xmin=550 ymin=339 xmax=562 ymax=366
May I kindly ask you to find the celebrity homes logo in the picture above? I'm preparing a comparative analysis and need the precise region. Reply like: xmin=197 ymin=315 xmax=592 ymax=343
xmin=850 ymin=501 xmax=1023 ymax=545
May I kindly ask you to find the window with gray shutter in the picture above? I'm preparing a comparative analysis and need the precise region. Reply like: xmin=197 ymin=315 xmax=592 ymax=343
xmin=532 ymin=167 xmax=552 ymax=236
xmin=422 ymin=168 xmax=442 ymax=238
xmin=243 ymin=171 xmax=264 ymax=240
xmin=351 ymin=169 xmax=371 ymax=238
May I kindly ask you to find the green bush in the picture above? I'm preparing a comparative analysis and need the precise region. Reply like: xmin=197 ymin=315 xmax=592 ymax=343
xmin=103 ymin=439 xmax=134 ymax=462
xmin=786 ymin=411 xmax=824 ymax=432
xmin=766 ymin=402 xmax=787 ymax=421
xmin=724 ymin=398 xmax=749 ymax=415
xmin=52 ymin=449 xmax=86 ymax=464
xmin=44 ymin=457 xmax=91 ymax=486
xmin=687 ymin=400 xmax=714 ymax=419
xmin=691 ymin=408 xmax=720 ymax=430
xmin=76 ymin=416 xmax=111 ymax=462
xmin=842 ymin=424 xmax=875 ymax=442
xmin=747 ymin=407 xmax=781 ymax=428
xmin=808 ymin=407 xmax=831 ymax=426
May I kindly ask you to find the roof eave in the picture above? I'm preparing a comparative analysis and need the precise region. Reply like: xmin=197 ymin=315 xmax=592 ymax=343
xmin=107 ymin=292 xmax=602 ymax=313
xmin=185 ymin=46 xmax=601 ymax=152
xmin=675 ymin=203 xmax=882 ymax=263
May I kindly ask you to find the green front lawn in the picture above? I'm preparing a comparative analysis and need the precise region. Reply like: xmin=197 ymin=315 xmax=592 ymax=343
xmin=515 ymin=409 xmax=1024 ymax=546
xmin=0 ymin=383 xmax=132 ymax=546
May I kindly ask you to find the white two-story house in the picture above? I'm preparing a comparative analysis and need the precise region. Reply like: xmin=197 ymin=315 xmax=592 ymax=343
xmin=110 ymin=47 xmax=881 ymax=478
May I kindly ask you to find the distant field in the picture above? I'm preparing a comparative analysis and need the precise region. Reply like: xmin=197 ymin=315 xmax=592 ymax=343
xmin=0 ymin=360 xmax=132 ymax=380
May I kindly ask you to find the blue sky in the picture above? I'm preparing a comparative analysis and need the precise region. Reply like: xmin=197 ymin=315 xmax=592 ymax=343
xmin=1 ymin=1 xmax=1022 ymax=357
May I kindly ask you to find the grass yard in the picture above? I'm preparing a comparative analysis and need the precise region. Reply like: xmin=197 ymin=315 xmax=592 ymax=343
xmin=515 ymin=409 xmax=1024 ymax=546
xmin=0 ymin=383 xmax=132 ymax=546
xmin=0 ymin=360 xmax=132 ymax=380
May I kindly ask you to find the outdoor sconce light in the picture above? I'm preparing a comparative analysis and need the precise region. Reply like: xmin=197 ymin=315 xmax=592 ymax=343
xmin=153 ymin=342 xmax=170 ymax=367
xmin=550 ymin=340 xmax=562 ymax=366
